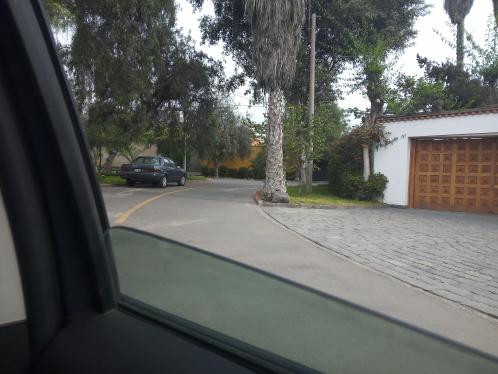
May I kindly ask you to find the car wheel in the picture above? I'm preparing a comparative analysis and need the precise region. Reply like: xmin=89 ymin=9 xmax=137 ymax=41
xmin=178 ymin=175 xmax=186 ymax=186
xmin=160 ymin=175 xmax=168 ymax=188
xmin=126 ymin=179 xmax=135 ymax=187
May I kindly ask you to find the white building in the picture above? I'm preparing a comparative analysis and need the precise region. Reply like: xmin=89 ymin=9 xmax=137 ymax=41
xmin=374 ymin=108 xmax=498 ymax=213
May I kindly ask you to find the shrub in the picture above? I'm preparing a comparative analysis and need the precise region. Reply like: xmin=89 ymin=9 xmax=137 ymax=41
xmin=359 ymin=173 xmax=388 ymax=201
xmin=237 ymin=167 xmax=249 ymax=179
xmin=227 ymin=168 xmax=238 ymax=178
xmin=285 ymin=169 xmax=297 ymax=180
xmin=218 ymin=165 xmax=228 ymax=177
xmin=339 ymin=173 xmax=364 ymax=199
xmin=200 ymin=165 xmax=209 ymax=177
xmin=251 ymin=151 xmax=266 ymax=179
xmin=328 ymin=131 xmax=364 ymax=194
xmin=331 ymin=172 xmax=388 ymax=201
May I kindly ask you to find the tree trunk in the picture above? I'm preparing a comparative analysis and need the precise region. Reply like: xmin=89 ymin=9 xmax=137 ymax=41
xmin=456 ymin=21 xmax=465 ymax=72
xmin=98 ymin=147 xmax=103 ymax=172
xmin=299 ymin=145 xmax=306 ymax=191
xmin=262 ymin=88 xmax=289 ymax=203
xmin=214 ymin=162 xmax=219 ymax=178
xmin=103 ymin=150 xmax=117 ymax=175
xmin=362 ymin=144 xmax=370 ymax=181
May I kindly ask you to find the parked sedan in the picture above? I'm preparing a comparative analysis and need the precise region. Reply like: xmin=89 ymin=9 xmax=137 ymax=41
xmin=120 ymin=156 xmax=186 ymax=187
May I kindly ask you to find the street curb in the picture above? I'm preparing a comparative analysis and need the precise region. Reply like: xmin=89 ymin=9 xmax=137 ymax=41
xmin=253 ymin=191 xmax=385 ymax=209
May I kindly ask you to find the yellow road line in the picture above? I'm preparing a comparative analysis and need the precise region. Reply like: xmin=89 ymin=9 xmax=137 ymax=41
xmin=115 ymin=187 xmax=196 ymax=225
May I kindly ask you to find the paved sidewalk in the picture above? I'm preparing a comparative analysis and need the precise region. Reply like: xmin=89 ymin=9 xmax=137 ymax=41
xmin=263 ymin=207 xmax=498 ymax=317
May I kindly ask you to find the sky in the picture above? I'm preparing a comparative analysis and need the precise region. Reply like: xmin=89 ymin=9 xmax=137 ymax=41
xmin=177 ymin=0 xmax=494 ymax=124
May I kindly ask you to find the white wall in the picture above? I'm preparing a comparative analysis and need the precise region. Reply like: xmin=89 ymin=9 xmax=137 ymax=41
xmin=374 ymin=113 xmax=498 ymax=206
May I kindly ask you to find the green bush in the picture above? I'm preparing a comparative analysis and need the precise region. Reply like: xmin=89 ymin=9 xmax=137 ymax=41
xmin=285 ymin=169 xmax=297 ymax=180
xmin=339 ymin=173 xmax=364 ymax=199
xmin=331 ymin=172 xmax=388 ymax=201
xmin=328 ymin=130 xmax=364 ymax=194
xmin=251 ymin=151 xmax=266 ymax=179
xmin=237 ymin=167 xmax=249 ymax=179
xmin=218 ymin=165 xmax=228 ymax=177
xmin=200 ymin=165 xmax=210 ymax=177
xmin=358 ymin=173 xmax=388 ymax=201
xmin=227 ymin=168 xmax=238 ymax=178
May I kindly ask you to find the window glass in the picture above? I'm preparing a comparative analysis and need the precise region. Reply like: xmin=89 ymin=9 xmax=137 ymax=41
xmin=132 ymin=157 xmax=160 ymax=165
xmin=108 ymin=227 xmax=498 ymax=373
xmin=42 ymin=0 xmax=498 ymax=366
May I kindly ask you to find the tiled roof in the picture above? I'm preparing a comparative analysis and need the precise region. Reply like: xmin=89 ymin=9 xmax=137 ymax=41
xmin=379 ymin=107 xmax=498 ymax=123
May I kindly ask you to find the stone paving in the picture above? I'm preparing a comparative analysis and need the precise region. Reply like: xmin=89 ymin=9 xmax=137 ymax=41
xmin=263 ymin=207 xmax=498 ymax=317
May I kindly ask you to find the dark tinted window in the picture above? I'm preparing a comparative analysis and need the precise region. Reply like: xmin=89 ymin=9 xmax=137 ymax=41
xmin=132 ymin=157 xmax=160 ymax=165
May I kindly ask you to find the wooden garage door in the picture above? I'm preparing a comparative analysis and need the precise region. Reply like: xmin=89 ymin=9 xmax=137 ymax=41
xmin=411 ymin=138 xmax=498 ymax=213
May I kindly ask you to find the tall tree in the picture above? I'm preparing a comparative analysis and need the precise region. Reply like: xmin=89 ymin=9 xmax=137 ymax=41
xmin=345 ymin=0 xmax=427 ymax=178
xmin=245 ymin=0 xmax=305 ymax=202
xmin=151 ymin=36 xmax=223 ymax=165
xmin=205 ymin=101 xmax=252 ymax=177
xmin=50 ymin=0 xmax=177 ymax=172
xmin=46 ymin=0 xmax=225 ymax=173
xmin=444 ymin=0 xmax=474 ymax=71
xmin=283 ymin=103 xmax=347 ymax=179
xmin=191 ymin=0 xmax=424 ymax=182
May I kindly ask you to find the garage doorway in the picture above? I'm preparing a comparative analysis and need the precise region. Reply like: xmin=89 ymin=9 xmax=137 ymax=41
xmin=409 ymin=137 xmax=498 ymax=213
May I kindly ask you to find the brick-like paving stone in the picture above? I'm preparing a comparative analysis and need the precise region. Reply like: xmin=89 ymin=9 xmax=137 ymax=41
xmin=263 ymin=207 xmax=498 ymax=317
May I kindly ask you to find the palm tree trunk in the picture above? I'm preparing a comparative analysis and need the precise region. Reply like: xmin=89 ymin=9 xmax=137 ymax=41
xmin=456 ymin=20 xmax=465 ymax=71
xmin=262 ymin=88 xmax=289 ymax=202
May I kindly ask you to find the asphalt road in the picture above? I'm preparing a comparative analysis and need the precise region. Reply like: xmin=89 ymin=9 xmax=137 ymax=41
xmin=102 ymin=178 xmax=498 ymax=356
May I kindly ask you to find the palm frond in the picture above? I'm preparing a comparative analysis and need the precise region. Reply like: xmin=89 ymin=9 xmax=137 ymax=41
xmin=444 ymin=0 xmax=474 ymax=24
xmin=245 ymin=0 xmax=305 ymax=90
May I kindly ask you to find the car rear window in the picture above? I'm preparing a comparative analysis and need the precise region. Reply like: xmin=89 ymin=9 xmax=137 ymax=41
xmin=132 ymin=157 xmax=159 ymax=165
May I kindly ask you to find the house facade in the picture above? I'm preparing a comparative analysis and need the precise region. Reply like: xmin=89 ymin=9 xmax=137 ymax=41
xmin=374 ymin=108 xmax=498 ymax=214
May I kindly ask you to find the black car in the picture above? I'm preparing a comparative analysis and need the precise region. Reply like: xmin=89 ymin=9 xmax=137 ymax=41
xmin=120 ymin=156 xmax=186 ymax=188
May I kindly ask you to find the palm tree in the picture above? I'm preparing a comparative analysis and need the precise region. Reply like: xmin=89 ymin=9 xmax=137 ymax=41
xmin=444 ymin=0 xmax=474 ymax=71
xmin=245 ymin=0 xmax=305 ymax=202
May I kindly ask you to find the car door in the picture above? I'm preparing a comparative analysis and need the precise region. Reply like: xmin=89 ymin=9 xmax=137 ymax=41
xmin=166 ymin=158 xmax=180 ymax=182
xmin=1 ymin=1 xmax=498 ymax=373
xmin=159 ymin=158 xmax=169 ymax=176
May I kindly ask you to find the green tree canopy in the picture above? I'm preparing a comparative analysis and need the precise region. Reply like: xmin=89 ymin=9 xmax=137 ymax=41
xmin=385 ymin=21 xmax=498 ymax=118
xmin=204 ymin=100 xmax=252 ymax=176
xmin=283 ymin=103 xmax=347 ymax=177
xmin=45 ymin=0 xmax=225 ymax=172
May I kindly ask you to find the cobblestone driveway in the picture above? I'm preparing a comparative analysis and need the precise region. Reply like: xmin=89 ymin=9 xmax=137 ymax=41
xmin=263 ymin=207 xmax=498 ymax=317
